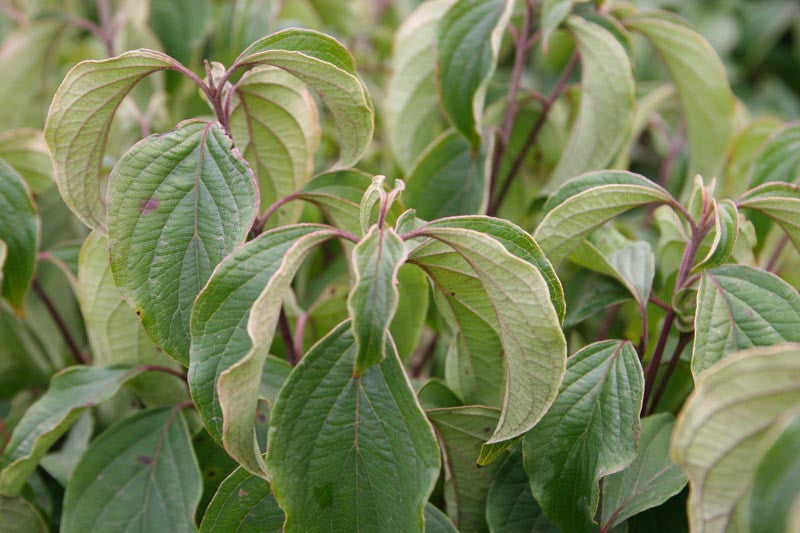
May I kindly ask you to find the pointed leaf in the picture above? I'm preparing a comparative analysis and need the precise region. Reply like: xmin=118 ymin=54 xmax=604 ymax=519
xmin=199 ymin=467 xmax=284 ymax=533
xmin=0 ymin=160 xmax=39 ymax=311
xmin=108 ymin=121 xmax=258 ymax=364
xmin=266 ymin=321 xmax=440 ymax=532
xmin=44 ymin=49 xmax=177 ymax=230
xmin=436 ymin=0 xmax=514 ymax=146
xmin=600 ymin=413 xmax=687 ymax=531
xmin=61 ymin=407 xmax=201 ymax=533
xmin=739 ymin=181 xmax=800 ymax=253
xmin=695 ymin=199 xmax=739 ymax=270
xmin=692 ymin=265 xmax=800 ymax=378
xmin=672 ymin=344 xmax=800 ymax=533
xmin=234 ymin=28 xmax=373 ymax=168
xmin=747 ymin=122 xmax=800 ymax=188
xmin=548 ymin=16 xmax=635 ymax=188
xmin=0 ymin=365 xmax=143 ymax=495
xmin=523 ymin=340 xmax=644 ymax=532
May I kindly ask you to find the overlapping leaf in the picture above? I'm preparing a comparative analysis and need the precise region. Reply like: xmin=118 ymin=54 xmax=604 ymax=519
xmin=0 ymin=160 xmax=39 ymax=311
xmin=694 ymin=199 xmax=738 ymax=270
xmin=0 ymin=129 xmax=53 ymax=194
xmin=199 ymin=467 xmax=283 ymax=533
xmin=747 ymin=122 xmax=800 ymax=187
xmin=738 ymin=181 xmax=800 ymax=252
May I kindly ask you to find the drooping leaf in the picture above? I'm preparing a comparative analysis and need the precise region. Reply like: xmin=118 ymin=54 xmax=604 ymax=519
xmin=0 ymin=159 xmax=39 ymax=311
xmin=230 ymin=65 xmax=320 ymax=227
xmin=747 ymin=122 xmax=800 ymax=188
xmin=385 ymin=0 xmax=453 ymax=171
xmin=0 ymin=366 xmax=143 ymax=495
xmin=348 ymin=225 xmax=407 ymax=374
xmin=0 ymin=495 xmax=48 ymax=533
xmin=691 ymin=265 xmax=800 ymax=378
xmin=672 ymin=344 xmax=800 ymax=533
xmin=266 ymin=321 xmax=440 ymax=532
xmin=486 ymin=446 xmax=558 ymax=533
xmin=523 ymin=340 xmax=644 ymax=532
xmin=738 ymin=181 xmax=800 ymax=253
xmin=600 ymin=413 xmax=687 ymax=531
xmin=189 ymin=225 xmax=337 ymax=470
xmin=108 ymin=121 xmax=258 ymax=364
xmin=626 ymin=14 xmax=736 ymax=180
xmin=404 ymin=130 xmax=490 ymax=220
xmin=535 ymin=170 xmax=673 ymax=267
xmin=436 ymin=0 xmax=514 ymax=147
xmin=234 ymin=28 xmax=373 ymax=168
xmin=0 ymin=128 xmax=53 ymax=194
xmin=61 ymin=407 xmax=202 ymax=533
xmin=198 ymin=467 xmax=284 ymax=533
xmin=694 ymin=199 xmax=739 ymax=270
xmin=547 ymin=16 xmax=635 ymax=189
xmin=44 ymin=49 xmax=178 ymax=230
xmin=427 ymin=406 xmax=503 ymax=531
xmin=78 ymin=231 xmax=186 ymax=406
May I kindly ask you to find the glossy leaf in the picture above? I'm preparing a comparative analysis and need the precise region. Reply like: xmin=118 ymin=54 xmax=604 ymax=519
xmin=600 ymin=413 xmax=687 ymax=530
xmin=108 ymin=121 xmax=258 ymax=364
xmin=234 ymin=28 xmax=373 ymax=168
xmin=44 ymin=49 xmax=177 ymax=230
xmin=266 ymin=321 xmax=440 ymax=532
xmin=548 ymin=16 xmax=635 ymax=188
xmin=672 ymin=344 xmax=800 ymax=533
xmin=523 ymin=340 xmax=644 ymax=532
xmin=695 ymin=199 xmax=738 ymax=270
xmin=738 ymin=181 xmax=800 ymax=253
xmin=0 ymin=366 xmax=142 ymax=495
xmin=535 ymin=170 xmax=673 ymax=267
xmin=747 ymin=122 xmax=800 ymax=188
xmin=61 ymin=407 xmax=201 ymax=533
xmin=692 ymin=265 xmax=800 ymax=378
xmin=0 ymin=159 xmax=39 ymax=311
xmin=436 ymin=0 xmax=514 ymax=146
xmin=199 ymin=467 xmax=283 ymax=533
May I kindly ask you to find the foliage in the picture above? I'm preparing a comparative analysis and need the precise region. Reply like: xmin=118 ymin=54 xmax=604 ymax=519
xmin=1 ymin=0 xmax=800 ymax=531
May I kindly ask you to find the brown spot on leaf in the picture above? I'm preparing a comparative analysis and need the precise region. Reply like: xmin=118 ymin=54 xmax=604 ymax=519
xmin=137 ymin=455 xmax=152 ymax=465
xmin=257 ymin=413 xmax=266 ymax=423
xmin=139 ymin=198 xmax=159 ymax=214
xmin=239 ymin=489 xmax=248 ymax=498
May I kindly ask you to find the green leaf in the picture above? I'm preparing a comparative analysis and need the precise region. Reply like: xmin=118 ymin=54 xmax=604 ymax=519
xmin=0 ymin=365 xmax=143 ymax=495
xmin=199 ymin=467 xmax=284 ymax=533
xmin=348 ymin=226 xmax=407 ymax=374
xmin=626 ymin=14 xmax=735 ymax=180
xmin=259 ymin=355 xmax=293 ymax=406
xmin=108 ymin=121 xmax=258 ymax=364
xmin=694 ymin=199 xmax=739 ymax=270
xmin=61 ymin=407 xmax=201 ymax=533
xmin=296 ymin=168 xmax=372 ymax=234
xmin=78 ymin=231 xmax=186 ymax=406
xmin=436 ymin=0 xmax=514 ymax=147
xmin=739 ymin=181 xmax=800 ymax=253
xmin=425 ymin=503 xmax=458 ymax=532
xmin=547 ymin=16 xmax=635 ymax=189
xmin=234 ymin=28 xmax=373 ymax=168
xmin=747 ymin=122 xmax=800 ymax=188
xmin=523 ymin=340 xmax=644 ymax=532
xmin=749 ymin=411 xmax=800 ymax=533
xmin=672 ymin=344 xmax=800 ymax=533
xmin=266 ymin=321 xmax=440 ymax=532
xmin=409 ymin=221 xmax=567 ymax=443
xmin=486 ymin=447 xmax=558 ymax=533
xmin=535 ymin=170 xmax=673 ymax=267
xmin=0 ymin=128 xmax=53 ymax=194
xmin=600 ymin=413 xmax=687 ymax=531
xmin=0 ymin=160 xmax=39 ymax=311
xmin=149 ymin=0 xmax=211 ymax=65
xmin=541 ymin=0 xmax=573 ymax=51
xmin=391 ymin=265 xmax=431 ymax=362
xmin=692 ymin=265 xmax=800 ymax=378
xmin=427 ymin=406 xmax=503 ymax=531
xmin=404 ymin=130 xmax=490 ymax=220
xmin=39 ymin=411 xmax=92 ymax=487
xmin=189 ymin=225 xmax=337 ymax=471
xmin=44 ymin=49 xmax=178 ymax=230
xmin=386 ymin=0 xmax=453 ymax=171
xmin=0 ymin=495 xmax=48 ymax=533
xmin=230 ymin=66 xmax=320 ymax=227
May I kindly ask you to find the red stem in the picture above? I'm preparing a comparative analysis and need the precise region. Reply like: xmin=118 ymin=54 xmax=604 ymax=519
xmin=32 ymin=279 xmax=89 ymax=365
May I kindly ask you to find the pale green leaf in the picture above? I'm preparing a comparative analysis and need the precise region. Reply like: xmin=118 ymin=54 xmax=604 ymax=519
xmin=198 ymin=467 xmax=283 ymax=533
xmin=0 ymin=495 xmax=48 ymax=533
xmin=626 ymin=15 xmax=735 ymax=180
xmin=44 ymin=49 xmax=178 ymax=230
xmin=541 ymin=0 xmax=573 ymax=51
xmin=600 ymin=413 xmax=687 ymax=531
xmin=738 ymin=181 xmax=800 ymax=253
xmin=695 ymin=199 xmax=738 ymax=270
xmin=535 ymin=170 xmax=673 ymax=267
xmin=386 ymin=0 xmax=453 ymax=171
xmin=234 ymin=28 xmax=373 ymax=168
xmin=230 ymin=65 xmax=320 ymax=227
xmin=0 ymin=160 xmax=39 ymax=311
xmin=0 ymin=129 xmax=53 ymax=194
xmin=672 ymin=344 xmax=800 ymax=533
xmin=61 ymin=407 xmax=201 ymax=533
xmin=437 ymin=0 xmax=514 ymax=147
xmin=692 ymin=265 xmax=800 ymax=378
xmin=0 ymin=365 xmax=142 ymax=495
xmin=747 ymin=122 xmax=800 ymax=188
xmin=348 ymin=226 xmax=407 ymax=373
xmin=523 ymin=340 xmax=644 ymax=532
xmin=108 ymin=121 xmax=258 ymax=364
xmin=547 ymin=16 xmax=635 ymax=189
xmin=266 ymin=321 xmax=440 ymax=532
